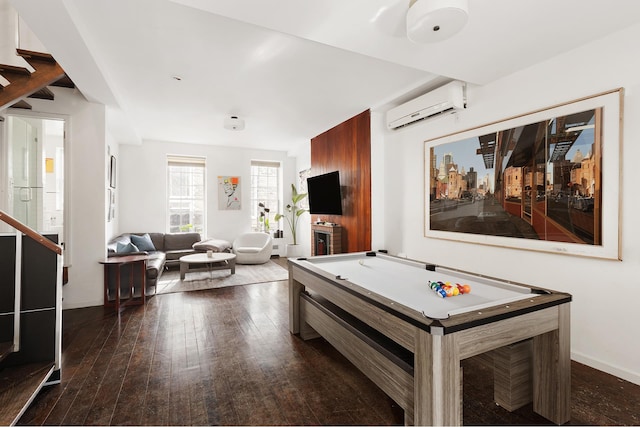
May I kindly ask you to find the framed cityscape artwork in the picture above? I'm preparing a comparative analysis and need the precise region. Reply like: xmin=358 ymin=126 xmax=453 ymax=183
xmin=424 ymin=88 xmax=622 ymax=260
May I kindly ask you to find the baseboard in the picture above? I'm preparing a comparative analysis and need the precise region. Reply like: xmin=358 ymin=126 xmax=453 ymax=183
xmin=62 ymin=299 xmax=103 ymax=310
xmin=571 ymin=351 xmax=640 ymax=386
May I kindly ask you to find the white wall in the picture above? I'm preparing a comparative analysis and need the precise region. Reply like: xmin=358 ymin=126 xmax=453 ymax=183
xmin=379 ymin=23 xmax=640 ymax=385
xmin=117 ymin=140 xmax=297 ymax=245
xmin=288 ymin=142 xmax=312 ymax=257
xmin=371 ymin=111 xmax=388 ymax=252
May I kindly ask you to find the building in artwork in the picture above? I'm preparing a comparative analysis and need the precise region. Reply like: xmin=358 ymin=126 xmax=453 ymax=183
xmin=504 ymin=166 xmax=523 ymax=199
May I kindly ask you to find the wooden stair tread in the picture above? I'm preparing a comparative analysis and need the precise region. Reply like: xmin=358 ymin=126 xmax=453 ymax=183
xmin=0 ymin=49 xmax=74 ymax=109
xmin=51 ymin=74 xmax=75 ymax=88
xmin=0 ymin=64 xmax=32 ymax=90
xmin=10 ymin=99 xmax=32 ymax=110
xmin=0 ymin=56 xmax=65 ymax=111
xmin=0 ymin=361 xmax=55 ymax=426
xmin=28 ymin=87 xmax=55 ymax=100
xmin=16 ymin=49 xmax=56 ymax=63
xmin=0 ymin=64 xmax=31 ymax=77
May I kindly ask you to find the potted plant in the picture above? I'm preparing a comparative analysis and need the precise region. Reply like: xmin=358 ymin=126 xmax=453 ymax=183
xmin=258 ymin=203 xmax=270 ymax=232
xmin=275 ymin=184 xmax=308 ymax=257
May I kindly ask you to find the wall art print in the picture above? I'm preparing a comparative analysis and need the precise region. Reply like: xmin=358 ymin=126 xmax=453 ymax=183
xmin=107 ymin=188 xmax=115 ymax=222
xmin=218 ymin=176 xmax=241 ymax=210
xmin=425 ymin=89 xmax=622 ymax=260
xmin=109 ymin=155 xmax=116 ymax=188
xmin=299 ymin=168 xmax=311 ymax=210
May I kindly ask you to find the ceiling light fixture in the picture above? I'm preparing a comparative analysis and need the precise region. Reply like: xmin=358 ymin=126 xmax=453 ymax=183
xmin=224 ymin=115 xmax=245 ymax=131
xmin=406 ymin=0 xmax=469 ymax=43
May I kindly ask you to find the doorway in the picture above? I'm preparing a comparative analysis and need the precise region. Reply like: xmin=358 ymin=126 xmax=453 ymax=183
xmin=1 ymin=113 xmax=66 ymax=245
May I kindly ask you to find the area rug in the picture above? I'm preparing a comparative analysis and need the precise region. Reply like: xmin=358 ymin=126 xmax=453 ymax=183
xmin=155 ymin=260 xmax=289 ymax=295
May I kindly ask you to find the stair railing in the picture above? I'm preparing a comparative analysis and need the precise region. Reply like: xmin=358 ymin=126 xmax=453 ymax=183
xmin=0 ymin=209 xmax=62 ymax=367
xmin=0 ymin=210 xmax=62 ymax=254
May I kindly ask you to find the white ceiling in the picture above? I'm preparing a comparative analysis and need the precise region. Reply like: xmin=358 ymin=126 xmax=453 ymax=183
xmin=9 ymin=0 xmax=640 ymax=153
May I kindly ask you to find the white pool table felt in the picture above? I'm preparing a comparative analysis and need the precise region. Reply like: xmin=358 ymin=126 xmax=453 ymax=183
xmin=304 ymin=254 xmax=538 ymax=319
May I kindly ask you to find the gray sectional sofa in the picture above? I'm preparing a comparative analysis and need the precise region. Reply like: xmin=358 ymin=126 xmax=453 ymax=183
xmin=106 ymin=232 xmax=202 ymax=299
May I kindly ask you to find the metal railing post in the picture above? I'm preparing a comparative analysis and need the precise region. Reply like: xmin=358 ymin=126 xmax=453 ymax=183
xmin=13 ymin=231 xmax=22 ymax=352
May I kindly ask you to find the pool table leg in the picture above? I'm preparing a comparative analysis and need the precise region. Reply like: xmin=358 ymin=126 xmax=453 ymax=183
xmin=299 ymin=298 xmax=321 ymax=340
xmin=493 ymin=339 xmax=533 ymax=411
xmin=404 ymin=411 xmax=414 ymax=426
xmin=289 ymin=269 xmax=303 ymax=334
xmin=533 ymin=303 xmax=571 ymax=424
xmin=414 ymin=329 xmax=461 ymax=426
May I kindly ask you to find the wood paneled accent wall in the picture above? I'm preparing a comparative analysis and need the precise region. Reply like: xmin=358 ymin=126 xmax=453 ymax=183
xmin=310 ymin=110 xmax=371 ymax=253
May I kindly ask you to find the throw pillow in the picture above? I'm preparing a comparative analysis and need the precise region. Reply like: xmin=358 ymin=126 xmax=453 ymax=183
xmin=131 ymin=233 xmax=156 ymax=251
xmin=193 ymin=238 xmax=231 ymax=253
xmin=116 ymin=242 xmax=140 ymax=254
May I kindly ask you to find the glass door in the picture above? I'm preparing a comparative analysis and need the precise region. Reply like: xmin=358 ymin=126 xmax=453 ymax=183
xmin=4 ymin=115 xmax=65 ymax=237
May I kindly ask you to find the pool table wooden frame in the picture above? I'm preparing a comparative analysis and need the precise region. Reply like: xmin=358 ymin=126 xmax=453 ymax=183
xmin=288 ymin=252 xmax=572 ymax=426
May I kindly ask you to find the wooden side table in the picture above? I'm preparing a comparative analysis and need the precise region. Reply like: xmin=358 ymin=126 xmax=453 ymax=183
xmin=100 ymin=254 xmax=148 ymax=312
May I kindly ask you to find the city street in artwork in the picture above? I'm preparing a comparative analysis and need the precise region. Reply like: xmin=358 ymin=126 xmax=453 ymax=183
xmin=424 ymin=89 xmax=622 ymax=259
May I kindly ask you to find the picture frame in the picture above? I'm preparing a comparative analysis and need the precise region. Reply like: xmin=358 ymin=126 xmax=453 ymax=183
xmin=299 ymin=168 xmax=311 ymax=210
xmin=107 ymin=188 xmax=113 ymax=222
xmin=218 ymin=176 xmax=241 ymax=210
xmin=109 ymin=155 xmax=116 ymax=189
xmin=424 ymin=88 xmax=623 ymax=260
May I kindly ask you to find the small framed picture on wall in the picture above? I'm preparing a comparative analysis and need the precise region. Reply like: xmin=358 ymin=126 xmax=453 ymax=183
xmin=109 ymin=155 xmax=116 ymax=188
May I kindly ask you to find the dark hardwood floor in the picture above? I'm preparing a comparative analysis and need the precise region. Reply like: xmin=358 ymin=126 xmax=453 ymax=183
xmin=16 ymin=263 xmax=640 ymax=426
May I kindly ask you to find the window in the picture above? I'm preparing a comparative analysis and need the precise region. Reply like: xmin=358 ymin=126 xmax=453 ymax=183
xmin=250 ymin=161 xmax=281 ymax=231
xmin=167 ymin=155 xmax=205 ymax=234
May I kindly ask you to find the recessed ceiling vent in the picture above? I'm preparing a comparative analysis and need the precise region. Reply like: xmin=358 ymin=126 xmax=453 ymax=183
xmin=224 ymin=116 xmax=245 ymax=131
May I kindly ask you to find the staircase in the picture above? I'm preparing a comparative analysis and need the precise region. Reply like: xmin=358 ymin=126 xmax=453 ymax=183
xmin=0 ymin=39 xmax=70 ymax=424
xmin=0 ymin=47 xmax=72 ymax=281
xmin=0 ymin=12 xmax=70 ymax=421
xmin=0 ymin=48 xmax=74 ymax=111
xmin=0 ymin=211 xmax=63 ymax=426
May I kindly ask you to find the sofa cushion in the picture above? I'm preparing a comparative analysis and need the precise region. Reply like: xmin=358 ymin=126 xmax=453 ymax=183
xmin=164 ymin=232 xmax=201 ymax=251
xmin=193 ymin=238 xmax=231 ymax=253
xmin=107 ymin=234 xmax=131 ymax=253
xmin=131 ymin=233 xmax=156 ymax=251
xmin=165 ymin=248 xmax=198 ymax=262
xmin=147 ymin=233 xmax=166 ymax=252
xmin=145 ymin=252 xmax=165 ymax=280
xmin=116 ymin=241 xmax=139 ymax=254
xmin=234 ymin=246 xmax=261 ymax=254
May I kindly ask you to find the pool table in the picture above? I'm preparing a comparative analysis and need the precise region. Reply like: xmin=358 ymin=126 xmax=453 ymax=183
xmin=288 ymin=251 xmax=572 ymax=426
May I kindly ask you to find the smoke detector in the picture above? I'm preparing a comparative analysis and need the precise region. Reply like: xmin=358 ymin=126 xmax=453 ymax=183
xmin=224 ymin=116 xmax=245 ymax=131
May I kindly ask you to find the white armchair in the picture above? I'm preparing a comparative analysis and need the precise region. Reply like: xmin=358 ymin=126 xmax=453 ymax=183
xmin=233 ymin=232 xmax=273 ymax=264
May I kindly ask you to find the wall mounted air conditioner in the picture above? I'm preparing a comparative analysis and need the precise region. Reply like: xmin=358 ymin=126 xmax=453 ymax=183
xmin=386 ymin=80 xmax=466 ymax=130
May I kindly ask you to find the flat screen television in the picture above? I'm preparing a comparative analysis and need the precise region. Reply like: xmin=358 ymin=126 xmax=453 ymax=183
xmin=307 ymin=171 xmax=343 ymax=215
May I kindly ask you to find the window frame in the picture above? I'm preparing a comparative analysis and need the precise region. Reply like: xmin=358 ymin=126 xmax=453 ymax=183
xmin=166 ymin=155 xmax=206 ymax=235
xmin=250 ymin=160 xmax=281 ymax=232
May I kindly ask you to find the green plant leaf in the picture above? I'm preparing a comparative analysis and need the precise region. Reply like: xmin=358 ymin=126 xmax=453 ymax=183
xmin=274 ymin=183 xmax=309 ymax=245
xmin=292 ymin=193 xmax=307 ymax=204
